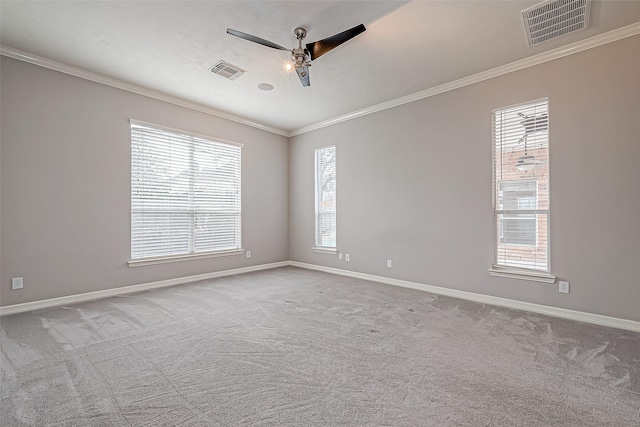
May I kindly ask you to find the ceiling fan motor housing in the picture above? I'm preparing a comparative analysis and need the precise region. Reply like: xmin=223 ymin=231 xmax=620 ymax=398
xmin=292 ymin=48 xmax=310 ymax=67
xmin=292 ymin=28 xmax=311 ymax=68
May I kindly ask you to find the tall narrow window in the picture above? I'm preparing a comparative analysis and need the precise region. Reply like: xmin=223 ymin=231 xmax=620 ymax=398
xmin=131 ymin=121 xmax=242 ymax=262
xmin=492 ymin=99 xmax=552 ymax=279
xmin=315 ymin=146 xmax=336 ymax=250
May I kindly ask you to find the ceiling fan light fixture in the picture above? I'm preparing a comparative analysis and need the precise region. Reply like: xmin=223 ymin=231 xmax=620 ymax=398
xmin=517 ymin=155 xmax=538 ymax=172
xmin=517 ymin=163 xmax=538 ymax=172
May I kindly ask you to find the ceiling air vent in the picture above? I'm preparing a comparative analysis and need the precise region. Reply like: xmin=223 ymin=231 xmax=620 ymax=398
xmin=209 ymin=60 xmax=246 ymax=80
xmin=522 ymin=0 xmax=591 ymax=46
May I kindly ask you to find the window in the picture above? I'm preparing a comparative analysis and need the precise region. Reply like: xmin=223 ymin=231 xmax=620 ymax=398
xmin=314 ymin=146 xmax=336 ymax=250
xmin=130 ymin=121 xmax=242 ymax=263
xmin=492 ymin=99 xmax=552 ymax=279
xmin=499 ymin=180 xmax=537 ymax=246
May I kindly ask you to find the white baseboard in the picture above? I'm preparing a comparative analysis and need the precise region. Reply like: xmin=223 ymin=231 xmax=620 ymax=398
xmin=3 ymin=260 xmax=639 ymax=333
xmin=0 ymin=261 xmax=289 ymax=316
xmin=289 ymin=261 xmax=640 ymax=333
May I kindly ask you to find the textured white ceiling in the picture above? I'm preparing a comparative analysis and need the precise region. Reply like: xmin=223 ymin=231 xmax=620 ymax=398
xmin=1 ymin=1 xmax=639 ymax=133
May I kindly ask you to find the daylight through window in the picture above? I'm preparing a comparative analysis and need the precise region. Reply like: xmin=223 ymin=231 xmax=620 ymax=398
xmin=315 ymin=146 xmax=336 ymax=249
xmin=131 ymin=121 xmax=242 ymax=260
xmin=492 ymin=99 xmax=550 ymax=272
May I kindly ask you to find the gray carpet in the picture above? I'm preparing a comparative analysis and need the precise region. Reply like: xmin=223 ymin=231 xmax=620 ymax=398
xmin=1 ymin=267 xmax=639 ymax=426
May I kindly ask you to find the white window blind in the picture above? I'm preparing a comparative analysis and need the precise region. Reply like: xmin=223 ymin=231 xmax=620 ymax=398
xmin=131 ymin=121 xmax=242 ymax=260
xmin=492 ymin=99 xmax=550 ymax=272
xmin=315 ymin=146 xmax=336 ymax=249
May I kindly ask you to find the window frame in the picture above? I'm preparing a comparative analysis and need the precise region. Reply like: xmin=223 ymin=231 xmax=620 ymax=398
xmin=313 ymin=145 xmax=337 ymax=253
xmin=489 ymin=99 xmax=555 ymax=283
xmin=128 ymin=120 xmax=243 ymax=267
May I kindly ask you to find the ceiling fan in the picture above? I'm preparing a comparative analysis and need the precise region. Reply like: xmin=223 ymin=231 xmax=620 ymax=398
xmin=516 ymin=112 xmax=548 ymax=171
xmin=226 ymin=24 xmax=366 ymax=87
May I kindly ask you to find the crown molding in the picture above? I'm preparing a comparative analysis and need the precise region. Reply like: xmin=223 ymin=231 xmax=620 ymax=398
xmin=289 ymin=22 xmax=640 ymax=137
xmin=0 ymin=46 xmax=289 ymax=137
xmin=3 ymin=22 xmax=639 ymax=139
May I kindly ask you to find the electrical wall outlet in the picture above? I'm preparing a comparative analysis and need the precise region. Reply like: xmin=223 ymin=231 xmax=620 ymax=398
xmin=345 ymin=254 xmax=350 ymax=262
xmin=12 ymin=277 xmax=24 ymax=290
xmin=559 ymin=281 xmax=570 ymax=294
xmin=246 ymin=250 xmax=251 ymax=258
xmin=338 ymin=253 xmax=343 ymax=260
xmin=387 ymin=259 xmax=393 ymax=268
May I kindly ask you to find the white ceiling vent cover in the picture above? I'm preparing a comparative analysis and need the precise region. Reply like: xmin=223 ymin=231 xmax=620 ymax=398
xmin=522 ymin=0 xmax=591 ymax=46
xmin=210 ymin=61 xmax=246 ymax=80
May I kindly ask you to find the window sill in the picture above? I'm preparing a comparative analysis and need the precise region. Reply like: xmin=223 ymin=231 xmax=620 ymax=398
xmin=489 ymin=266 xmax=556 ymax=283
xmin=312 ymin=247 xmax=338 ymax=255
xmin=128 ymin=249 xmax=244 ymax=267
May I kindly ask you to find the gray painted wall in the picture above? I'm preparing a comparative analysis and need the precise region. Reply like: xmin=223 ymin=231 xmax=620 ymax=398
xmin=289 ymin=35 xmax=640 ymax=322
xmin=1 ymin=57 xmax=289 ymax=306
xmin=2 ymin=36 xmax=639 ymax=322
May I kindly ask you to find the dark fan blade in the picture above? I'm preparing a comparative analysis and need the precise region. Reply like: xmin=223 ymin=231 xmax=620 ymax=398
xmin=306 ymin=24 xmax=366 ymax=61
xmin=226 ymin=28 xmax=289 ymax=51
xmin=295 ymin=66 xmax=310 ymax=87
